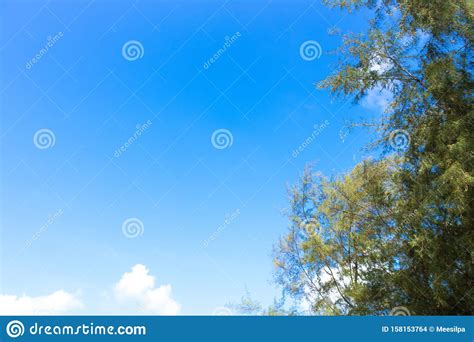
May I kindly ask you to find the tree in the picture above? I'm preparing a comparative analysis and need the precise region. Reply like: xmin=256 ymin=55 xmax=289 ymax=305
xmin=274 ymin=0 xmax=473 ymax=315
xmin=227 ymin=290 xmax=296 ymax=315
xmin=275 ymin=159 xmax=402 ymax=315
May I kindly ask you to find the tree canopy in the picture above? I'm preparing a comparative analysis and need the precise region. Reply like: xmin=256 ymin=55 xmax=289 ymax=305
xmin=273 ymin=0 xmax=473 ymax=315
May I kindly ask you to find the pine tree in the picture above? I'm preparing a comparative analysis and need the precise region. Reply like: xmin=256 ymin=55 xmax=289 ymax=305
xmin=274 ymin=0 xmax=473 ymax=315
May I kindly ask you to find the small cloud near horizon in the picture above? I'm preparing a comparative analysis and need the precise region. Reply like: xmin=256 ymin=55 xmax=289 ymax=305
xmin=0 ymin=264 xmax=181 ymax=315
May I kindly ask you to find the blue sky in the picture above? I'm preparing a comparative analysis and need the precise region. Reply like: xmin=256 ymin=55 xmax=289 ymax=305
xmin=0 ymin=0 xmax=383 ymax=314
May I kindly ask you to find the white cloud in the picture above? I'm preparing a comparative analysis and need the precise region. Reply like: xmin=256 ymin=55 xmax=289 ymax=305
xmin=299 ymin=267 xmax=354 ymax=315
xmin=0 ymin=265 xmax=180 ymax=315
xmin=114 ymin=264 xmax=181 ymax=315
xmin=115 ymin=264 xmax=155 ymax=298
xmin=369 ymin=57 xmax=392 ymax=75
xmin=361 ymin=86 xmax=392 ymax=112
xmin=361 ymin=54 xmax=393 ymax=113
xmin=0 ymin=290 xmax=83 ymax=315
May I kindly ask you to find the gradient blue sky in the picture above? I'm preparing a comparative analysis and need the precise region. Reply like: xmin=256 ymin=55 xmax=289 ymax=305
xmin=0 ymin=0 xmax=383 ymax=314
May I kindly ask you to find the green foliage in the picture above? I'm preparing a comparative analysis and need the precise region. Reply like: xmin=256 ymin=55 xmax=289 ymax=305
xmin=228 ymin=291 xmax=297 ymax=316
xmin=274 ymin=0 xmax=473 ymax=315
